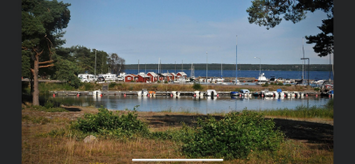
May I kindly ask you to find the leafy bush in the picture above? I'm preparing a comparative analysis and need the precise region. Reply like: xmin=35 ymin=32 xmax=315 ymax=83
xmin=82 ymin=82 xmax=94 ymax=90
xmin=44 ymin=101 xmax=54 ymax=109
xmin=314 ymin=87 xmax=320 ymax=91
xmin=277 ymin=82 xmax=284 ymax=86
xmin=182 ymin=111 xmax=284 ymax=160
xmin=109 ymin=82 xmax=117 ymax=88
xmin=192 ymin=83 xmax=203 ymax=90
xmin=71 ymin=106 xmax=149 ymax=138
xmin=262 ymin=82 xmax=269 ymax=87
xmin=326 ymin=99 xmax=334 ymax=109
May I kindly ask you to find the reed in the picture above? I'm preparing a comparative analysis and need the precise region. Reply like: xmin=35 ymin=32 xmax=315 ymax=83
xmin=258 ymin=105 xmax=333 ymax=119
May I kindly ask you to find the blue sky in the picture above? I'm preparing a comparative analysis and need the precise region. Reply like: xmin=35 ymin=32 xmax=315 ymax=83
xmin=60 ymin=0 xmax=333 ymax=65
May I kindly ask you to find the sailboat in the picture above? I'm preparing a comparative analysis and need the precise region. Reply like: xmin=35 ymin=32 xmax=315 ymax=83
xmin=215 ymin=62 xmax=225 ymax=84
xmin=189 ymin=63 xmax=196 ymax=82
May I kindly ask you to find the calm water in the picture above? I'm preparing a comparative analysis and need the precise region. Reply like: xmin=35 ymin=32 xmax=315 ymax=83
xmin=47 ymin=95 xmax=331 ymax=114
xmin=126 ymin=69 xmax=334 ymax=80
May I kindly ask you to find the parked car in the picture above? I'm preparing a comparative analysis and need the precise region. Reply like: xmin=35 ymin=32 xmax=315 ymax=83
xmin=96 ymin=76 xmax=105 ymax=82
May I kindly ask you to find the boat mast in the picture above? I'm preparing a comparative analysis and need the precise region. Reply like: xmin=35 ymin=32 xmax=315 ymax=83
xmin=157 ymin=58 xmax=160 ymax=73
xmin=206 ymin=51 xmax=208 ymax=81
xmin=221 ymin=61 xmax=223 ymax=78
xmin=302 ymin=37 xmax=305 ymax=84
xmin=236 ymin=35 xmax=238 ymax=83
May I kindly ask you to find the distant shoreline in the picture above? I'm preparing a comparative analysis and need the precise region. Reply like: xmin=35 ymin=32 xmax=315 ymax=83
xmin=125 ymin=63 xmax=332 ymax=71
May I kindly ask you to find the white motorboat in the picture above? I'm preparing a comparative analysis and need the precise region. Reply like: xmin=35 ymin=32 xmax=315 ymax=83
xmin=206 ymin=89 xmax=218 ymax=97
xmin=256 ymin=73 xmax=268 ymax=85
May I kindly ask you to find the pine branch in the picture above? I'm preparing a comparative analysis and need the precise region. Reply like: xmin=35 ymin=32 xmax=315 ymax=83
xmin=39 ymin=60 xmax=54 ymax=65
xmin=39 ymin=64 xmax=55 ymax=68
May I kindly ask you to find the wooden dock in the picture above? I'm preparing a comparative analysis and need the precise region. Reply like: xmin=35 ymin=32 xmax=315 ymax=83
xmin=49 ymin=90 xmax=325 ymax=97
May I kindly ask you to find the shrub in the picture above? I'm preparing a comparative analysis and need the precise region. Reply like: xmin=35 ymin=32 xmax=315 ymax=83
xmin=44 ymin=101 xmax=54 ymax=109
xmin=71 ymin=106 xmax=149 ymax=138
xmin=192 ymin=83 xmax=203 ymax=90
xmin=83 ymin=83 xmax=94 ymax=90
xmin=314 ymin=87 xmax=320 ymax=91
xmin=182 ymin=110 xmax=284 ymax=160
xmin=109 ymin=82 xmax=117 ymax=89
xmin=262 ymin=82 xmax=269 ymax=87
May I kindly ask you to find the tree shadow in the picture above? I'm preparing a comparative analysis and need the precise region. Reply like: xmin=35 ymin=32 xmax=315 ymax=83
xmin=62 ymin=107 xmax=82 ymax=112
xmin=271 ymin=118 xmax=333 ymax=149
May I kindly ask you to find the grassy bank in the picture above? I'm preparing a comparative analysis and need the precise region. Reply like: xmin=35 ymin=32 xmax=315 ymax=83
xmin=22 ymin=104 xmax=333 ymax=163
xmin=258 ymin=99 xmax=333 ymax=119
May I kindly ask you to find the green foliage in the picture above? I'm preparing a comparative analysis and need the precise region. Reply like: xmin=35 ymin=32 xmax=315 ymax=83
xmin=164 ymin=80 xmax=168 ymax=84
xmin=71 ymin=106 xmax=149 ymax=138
xmin=246 ymin=0 xmax=333 ymax=57
xmin=260 ymin=105 xmax=333 ymax=119
xmin=262 ymin=82 xmax=269 ymax=87
xmin=181 ymin=111 xmax=284 ymax=160
xmin=109 ymin=82 xmax=117 ymax=88
xmin=326 ymin=99 xmax=334 ymax=109
xmin=52 ymin=56 xmax=81 ymax=88
xmin=285 ymin=84 xmax=291 ymax=86
xmin=314 ymin=87 xmax=320 ymax=91
xmin=82 ymin=82 xmax=94 ymax=90
xmin=192 ymin=83 xmax=203 ymax=90
xmin=44 ymin=101 xmax=54 ymax=109
xmin=21 ymin=51 xmax=31 ymax=78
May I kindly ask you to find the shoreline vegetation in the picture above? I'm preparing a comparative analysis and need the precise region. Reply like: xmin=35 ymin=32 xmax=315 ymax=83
xmin=22 ymin=97 xmax=333 ymax=163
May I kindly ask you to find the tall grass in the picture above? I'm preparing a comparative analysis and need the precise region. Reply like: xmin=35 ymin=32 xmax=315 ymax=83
xmin=258 ymin=102 xmax=333 ymax=119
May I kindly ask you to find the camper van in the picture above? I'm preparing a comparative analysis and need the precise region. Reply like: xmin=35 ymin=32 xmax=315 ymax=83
xmin=78 ymin=74 xmax=96 ymax=83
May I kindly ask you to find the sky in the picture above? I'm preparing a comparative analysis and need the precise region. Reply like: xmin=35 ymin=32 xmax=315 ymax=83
xmin=60 ymin=0 xmax=333 ymax=65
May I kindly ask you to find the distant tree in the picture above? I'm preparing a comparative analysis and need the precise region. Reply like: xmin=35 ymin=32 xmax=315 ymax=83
xmin=21 ymin=0 xmax=71 ymax=105
xmin=246 ymin=0 xmax=333 ymax=57
xmin=52 ymin=56 xmax=82 ymax=88
xmin=108 ymin=53 xmax=126 ymax=74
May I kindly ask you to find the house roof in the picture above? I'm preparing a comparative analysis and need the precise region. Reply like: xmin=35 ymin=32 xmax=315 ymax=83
xmin=177 ymin=72 xmax=187 ymax=76
xmin=137 ymin=73 xmax=150 ymax=78
xmin=124 ymin=74 xmax=136 ymax=77
xmin=147 ymin=72 xmax=159 ymax=76
xmin=161 ymin=73 xmax=172 ymax=77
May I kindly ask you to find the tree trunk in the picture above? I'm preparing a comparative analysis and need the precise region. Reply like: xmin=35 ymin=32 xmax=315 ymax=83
xmin=32 ymin=56 xmax=39 ymax=106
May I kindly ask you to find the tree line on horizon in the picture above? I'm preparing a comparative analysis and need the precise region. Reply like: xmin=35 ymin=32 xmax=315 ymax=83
xmin=125 ymin=63 xmax=332 ymax=72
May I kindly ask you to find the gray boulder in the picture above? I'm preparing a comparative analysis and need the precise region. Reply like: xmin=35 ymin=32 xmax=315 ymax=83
xmin=83 ymin=135 xmax=97 ymax=143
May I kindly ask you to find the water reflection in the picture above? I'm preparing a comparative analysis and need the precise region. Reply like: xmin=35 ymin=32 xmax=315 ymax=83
xmin=45 ymin=95 xmax=331 ymax=115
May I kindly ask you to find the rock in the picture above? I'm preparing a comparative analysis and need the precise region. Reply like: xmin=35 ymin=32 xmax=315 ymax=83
xmin=83 ymin=135 xmax=97 ymax=143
